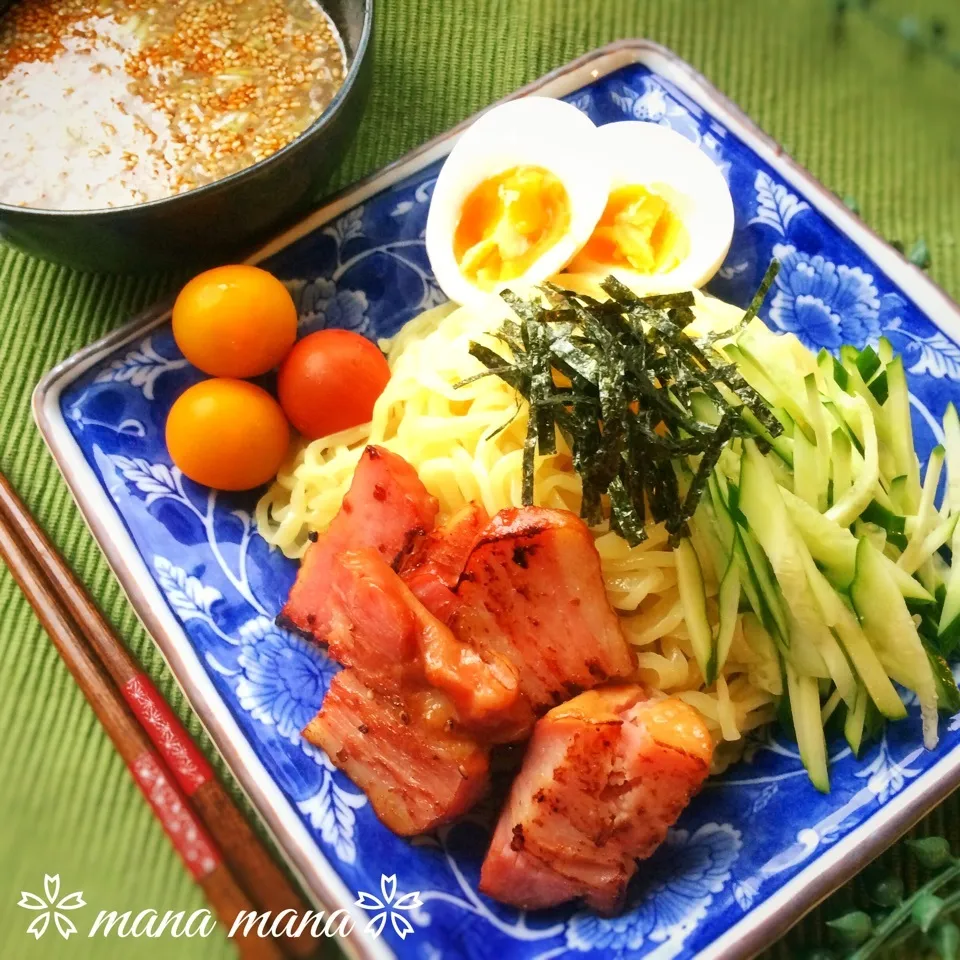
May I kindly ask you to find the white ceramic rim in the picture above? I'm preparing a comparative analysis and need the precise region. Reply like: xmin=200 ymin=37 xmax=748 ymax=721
xmin=32 ymin=39 xmax=960 ymax=960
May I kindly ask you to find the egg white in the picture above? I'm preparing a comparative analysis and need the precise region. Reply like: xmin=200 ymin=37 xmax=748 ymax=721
xmin=425 ymin=97 xmax=610 ymax=310
xmin=561 ymin=121 xmax=735 ymax=295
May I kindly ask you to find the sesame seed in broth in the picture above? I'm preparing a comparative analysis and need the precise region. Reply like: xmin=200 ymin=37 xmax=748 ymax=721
xmin=0 ymin=0 xmax=346 ymax=211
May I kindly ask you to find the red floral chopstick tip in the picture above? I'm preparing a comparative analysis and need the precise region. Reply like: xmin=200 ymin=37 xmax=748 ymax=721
xmin=122 ymin=674 xmax=214 ymax=797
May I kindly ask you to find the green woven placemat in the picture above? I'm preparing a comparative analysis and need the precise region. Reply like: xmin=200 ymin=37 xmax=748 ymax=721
xmin=1 ymin=0 xmax=959 ymax=957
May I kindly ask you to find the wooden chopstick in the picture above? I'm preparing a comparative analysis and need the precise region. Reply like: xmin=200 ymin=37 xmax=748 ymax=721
xmin=0 ymin=472 xmax=319 ymax=959
xmin=0 ymin=472 xmax=319 ymax=957
xmin=0 ymin=515 xmax=282 ymax=960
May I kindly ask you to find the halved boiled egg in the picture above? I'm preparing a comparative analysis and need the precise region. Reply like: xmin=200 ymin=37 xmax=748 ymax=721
xmin=425 ymin=98 xmax=610 ymax=309
xmin=561 ymin=122 xmax=734 ymax=295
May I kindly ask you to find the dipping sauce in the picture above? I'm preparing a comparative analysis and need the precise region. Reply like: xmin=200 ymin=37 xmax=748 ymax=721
xmin=0 ymin=0 xmax=345 ymax=210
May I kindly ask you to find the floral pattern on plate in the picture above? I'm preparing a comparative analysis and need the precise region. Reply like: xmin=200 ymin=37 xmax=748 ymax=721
xmin=47 ymin=59 xmax=960 ymax=959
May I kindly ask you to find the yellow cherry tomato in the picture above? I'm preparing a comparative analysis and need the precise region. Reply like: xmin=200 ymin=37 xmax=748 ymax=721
xmin=166 ymin=379 xmax=290 ymax=491
xmin=172 ymin=264 xmax=297 ymax=378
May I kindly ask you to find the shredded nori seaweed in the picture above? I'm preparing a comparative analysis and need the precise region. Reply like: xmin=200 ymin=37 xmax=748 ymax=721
xmin=461 ymin=264 xmax=781 ymax=546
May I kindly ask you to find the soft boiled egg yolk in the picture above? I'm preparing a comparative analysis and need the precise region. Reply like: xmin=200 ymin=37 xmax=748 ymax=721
xmin=569 ymin=184 xmax=689 ymax=276
xmin=453 ymin=166 xmax=572 ymax=291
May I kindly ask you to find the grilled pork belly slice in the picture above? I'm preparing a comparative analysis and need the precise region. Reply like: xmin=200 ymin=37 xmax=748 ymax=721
xmin=400 ymin=502 xmax=489 ymax=621
xmin=280 ymin=445 xmax=439 ymax=642
xmin=304 ymin=548 xmax=524 ymax=834
xmin=303 ymin=671 xmax=489 ymax=836
xmin=327 ymin=548 xmax=520 ymax=726
xmin=453 ymin=507 xmax=634 ymax=718
xmin=479 ymin=686 xmax=713 ymax=914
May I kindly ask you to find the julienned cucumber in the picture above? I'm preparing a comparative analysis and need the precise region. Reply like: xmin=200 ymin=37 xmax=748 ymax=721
xmin=724 ymin=343 xmax=815 ymax=442
xmin=741 ymin=614 xmax=783 ymax=695
xmin=740 ymin=407 xmax=794 ymax=466
xmin=709 ymin=474 xmax=791 ymax=648
xmin=844 ymin=685 xmax=869 ymax=757
xmin=939 ymin=533 xmax=960 ymax=650
xmin=928 ymin=650 xmax=960 ymax=715
xmin=782 ymin=489 xmax=934 ymax=602
xmin=688 ymin=491 xmax=740 ymax=682
xmin=885 ymin=356 xmax=922 ymax=512
xmin=849 ymin=538 xmax=939 ymax=748
xmin=738 ymin=525 xmax=794 ymax=653
xmin=675 ymin=538 xmax=715 ymax=685
xmin=939 ymin=405 xmax=960 ymax=646
xmin=786 ymin=662 xmax=829 ymax=792
xmin=738 ymin=441 xmax=854 ymax=698
xmin=792 ymin=426 xmax=820 ymax=510
xmin=676 ymin=310 xmax=960 ymax=788
xmin=801 ymin=550 xmax=906 ymax=720
xmin=714 ymin=559 xmax=740 ymax=680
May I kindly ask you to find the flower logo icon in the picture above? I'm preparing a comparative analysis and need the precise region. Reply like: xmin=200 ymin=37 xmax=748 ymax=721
xmin=18 ymin=874 xmax=86 ymax=939
xmin=355 ymin=874 xmax=421 ymax=939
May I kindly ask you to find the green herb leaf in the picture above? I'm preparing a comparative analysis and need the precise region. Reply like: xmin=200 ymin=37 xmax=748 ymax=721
xmin=869 ymin=874 xmax=904 ymax=907
xmin=934 ymin=921 xmax=960 ymax=960
xmin=909 ymin=837 xmax=955 ymax=870
xmin=912 ymin=891 xmax=944 ymax=932
xmin=827 ymin=910 xmax=873 ymax=945
xmin=909 ymin=237 xmax=932 ymax=270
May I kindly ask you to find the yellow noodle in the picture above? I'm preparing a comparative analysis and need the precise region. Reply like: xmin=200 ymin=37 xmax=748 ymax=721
xmin=256 ymin=292 xmax=779 ymax=744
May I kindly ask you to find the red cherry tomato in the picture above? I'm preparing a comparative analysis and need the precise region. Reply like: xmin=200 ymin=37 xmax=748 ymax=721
xmin=277 ymin=329 xmax=391 ymax=439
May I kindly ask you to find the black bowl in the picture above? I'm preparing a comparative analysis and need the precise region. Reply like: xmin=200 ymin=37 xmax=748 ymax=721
xmin=0 ymin=0 xmax=373 ymax=272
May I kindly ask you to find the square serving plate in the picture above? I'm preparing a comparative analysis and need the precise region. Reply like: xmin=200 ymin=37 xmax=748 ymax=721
xmin=33 ymin=40 xmax=960 ymax=960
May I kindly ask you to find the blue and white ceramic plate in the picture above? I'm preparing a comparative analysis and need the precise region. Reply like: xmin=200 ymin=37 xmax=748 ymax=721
xmin=34 ymin=41 xmax=960 ymax=960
